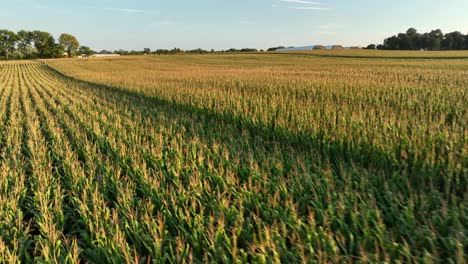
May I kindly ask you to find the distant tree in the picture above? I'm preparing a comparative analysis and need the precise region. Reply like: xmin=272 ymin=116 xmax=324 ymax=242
xmin=143 ymin=48 xmax=151 ymax=54
xmin=32 ymin=31 xmax=61 ymax=58
xmin=17 ymin=30 xmax=36 ymax=58
xmin=130 ymin=50 xmax=144 ymax=55
xmin=465 ymin=33 xmax=468 ymax=50
xmin=419 ymin=33 xmax=431 ymax=50
xmin=442 ymin=31 xmax=465 ymax=50
xmin=267 ymin=46 xmax=285 ymax=51
xmin=59 ymin=33 xmax=80 ymax=57
xmin=428 ymin=29 xmax=443 ymax=50
xmin=9 ymin=30 xmax=37 ymax=59
xmin=366 ymin=44 xmax=376 ymax=50
xmin=384 ymin=35 xmax=400 ymax=50
xmin=406 ymin=27 xmax=417 ymax=36
xmin=397 ymin=33 xmax=411 ymax=50
xmin=187 ymin=48 xmax=209 ymax=54
xmin=77 ymin=46 xmax=94 ymax=56
xmin=115 ymin=49 xmax=129 ymax=55
xmin=155 ymin=49 xmax=169 ymax=55
xmin=406 ymin=28 xmax=418 ymax=50
xmin=170 ymin=48 xmax=182 ymax=54
xmin=0 ymin=29 xmax=18 ymax=60
xmin=379 ymin=28 xmax=468 ymax=51
xmin=10 ymin=50 xmax=25 ymax=60
xmin=98 ymin=50 xmax=112 ymax=54
xmin=240 ymin=48 xmax=258 ymax=52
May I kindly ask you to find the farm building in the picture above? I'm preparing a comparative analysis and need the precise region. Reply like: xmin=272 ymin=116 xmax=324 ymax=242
xmin=276 ymin=45 xmax=349 ymax=51
xmin=313 ymin=45 xmax=326 ymax=50
xmin=331 ymin=45 xmax=344 ymax=50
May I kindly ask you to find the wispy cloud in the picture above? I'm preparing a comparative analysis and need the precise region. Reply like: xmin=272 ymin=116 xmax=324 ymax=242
xmin=274 ymin=0 xmax=330 ymax=11
xmin=280 ymin=0 xmax=321 ymax=4
xmin=287 ymin=6 xmax=329 ymax=10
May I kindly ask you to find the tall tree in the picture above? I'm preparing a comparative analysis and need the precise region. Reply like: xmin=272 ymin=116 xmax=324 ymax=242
xmin=428 ymin=29 xmax=443 ymax=50
xmin=17 ymin=30 xmax=32 ymax=51
xmin=376 ymin=28 xmax=468 ymax=51
xmin=420 ymin=33 xmax=431 ymax=50
xmin=406 ymin=28 xmax=419 ymax=50
xmin=383 ymin=35 xmax=400 ymax=50
xmin=443 ymin=31 xmax=465 ymax=50
xmin=0 ymin=29 xmax=18 ymax=60
xmin=465 ymin=33 xmax=468 ymax=50
xmin=31 ymin=31 xmax=61 ymax=58
xmin=77 ymin=46 xmax=94 ymax=56
xmin=397 ymin=33 xmax=411 ymax=50
xmin=59 ymin=33 xmax=80 ymax=58
xmin=17 ymin=30 xmax=37 ymax=59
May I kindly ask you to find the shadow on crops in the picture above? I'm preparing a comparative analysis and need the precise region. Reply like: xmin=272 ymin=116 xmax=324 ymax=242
xmin=40 ymin=63 xmax=468 ymax=263
xmin=43 ymin=63 xmax=463 ymax=199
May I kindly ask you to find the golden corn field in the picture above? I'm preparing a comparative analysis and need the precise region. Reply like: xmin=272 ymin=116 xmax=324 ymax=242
xmin=0 ymin=52 xmax=466 ymax=263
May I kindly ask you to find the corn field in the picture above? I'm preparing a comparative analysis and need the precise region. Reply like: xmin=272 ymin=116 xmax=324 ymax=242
xmin=0 ymin=52 xmax=466 ymax=263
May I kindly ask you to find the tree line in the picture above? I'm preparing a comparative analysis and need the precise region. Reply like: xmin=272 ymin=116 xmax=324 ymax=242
xmin=368 ymin=28 xmax=468 ymax=50
xmin=6 ymin=27 xmax=465 ymax=60
xmin=110 ymin=48 xmax=261 ymax=55
xmin=0 ymin=29 xmax=92 ymax=60
xmin=145 ymin=48 xmax=260 ymax=55
xmin=0 ymin=28 xmax=264 ymax=60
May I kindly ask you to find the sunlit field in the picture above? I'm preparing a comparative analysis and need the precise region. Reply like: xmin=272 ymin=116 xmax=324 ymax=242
xmin=0 ymin=51 xmax=466 ymax=263
xmin=277 ymin=49 xmax=468 ymax=59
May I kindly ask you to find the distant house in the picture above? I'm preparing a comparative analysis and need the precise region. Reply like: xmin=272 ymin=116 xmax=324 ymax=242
xmin=91 ymin=54 xmax=121 ymax=58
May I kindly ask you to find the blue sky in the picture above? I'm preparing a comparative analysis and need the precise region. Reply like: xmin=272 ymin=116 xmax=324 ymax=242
xmin=1 ymin=0 xmax=467 ymax=50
